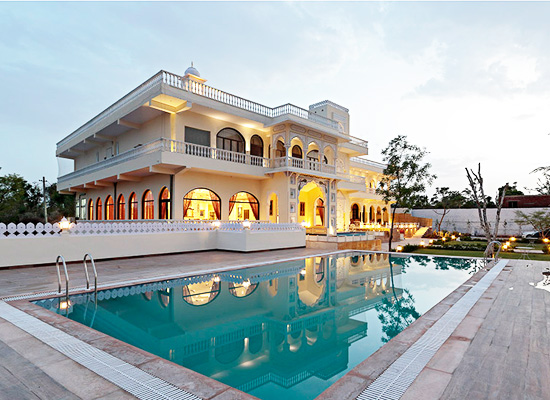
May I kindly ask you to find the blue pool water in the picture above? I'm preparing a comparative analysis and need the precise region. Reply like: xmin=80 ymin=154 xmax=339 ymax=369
xmin=36 ymin=252 xmax=484 ymax=400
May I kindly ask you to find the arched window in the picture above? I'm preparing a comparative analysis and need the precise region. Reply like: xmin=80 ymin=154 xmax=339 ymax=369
xmin=370 ymin=206 xmax=375 ymax=223
xmin=250 ymin=135 xmax=264 ymax=157
xmin=291 ymin=145 xmax=303 ymax=159
xmin=362 ymin=205 xmax=366 ymax=223
xmin=315 ymin=198 xmax=325 ymax=226
xmin=216 ymin=128 xmax=245 ymax=153
xmin=117 ymin=194 xmax=125 ymax=220
xmin=87 ymin=199 xmax=94 ymax=220
xmin=128 ymin=193 xmax=138 ymax=220
xmin=96 ymin=198 xmax=103 ymax=221
xmin=351 ymin=203 xmax=360 ymax=221
xmin=229 ymin=191 xmax=259 ymax=221
xmin=183 ymin=188 xmax=221 ymax=220
xmin=307 ymin=150 xmax=319 ymax=162
xmin=159 ymin=187 xmax=171 ymax=219
xmin=142 ymin=190 xmax=154 ymax=220
xmin=182 ymin=280 xmax=220 ymax=306
xmin=105 ymin=196 xmax=114 ymax=220
xmin=275 ymin=140 xmax=285 ymax=158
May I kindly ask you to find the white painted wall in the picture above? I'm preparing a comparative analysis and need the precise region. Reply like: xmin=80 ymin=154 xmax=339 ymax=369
xmin=410 ymin=207 xmax=550 ymax=236
xmin=0 ymin=230 xmax=306 ymax=268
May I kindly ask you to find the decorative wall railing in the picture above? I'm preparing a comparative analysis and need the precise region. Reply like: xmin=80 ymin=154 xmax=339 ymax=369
xmin=0 ymin=220 xmax=304 ymax=238
xmin=348 ymin=174 xmax=367 ymax=184
xmin=347 ymin=136 xmax=369 ymax=150
xmin=272 ymin=156 xmax=337 ymax=175
xmin=350 ymin=157 xmax=387 ymax=170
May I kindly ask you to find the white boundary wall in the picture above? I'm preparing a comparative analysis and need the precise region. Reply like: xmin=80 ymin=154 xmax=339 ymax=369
xmin=0 ymin=221 xmax=305 ymax=268
xmin=410 ymin=207 xmax=550 ymax=236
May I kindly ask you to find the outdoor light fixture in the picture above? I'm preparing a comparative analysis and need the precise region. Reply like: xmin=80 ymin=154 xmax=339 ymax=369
xmin=59 ymin=300 xmax=71 ymax=310
xmin=212 ymin=221 xmax=221 ymax=229
xmin=451 ymin=235 xmax=456 ymax=240
xmin=429 ymin=239 xmax=434 ymax=244
xmin=442 ymin=237 xmax=446 ymax=242
xmin=300 ymin=269 xmax=306 ymax=276
xmin=301 ymin=221 xmax=309 ymax=228
xmin=396 ymin=245 xmax=403 ymax=252
xmin=242 ymin=220 xmax=251 ymax=229
xmin=59 ymin=217 xmax=70 ymax=231
xmin=420 ymin=240 xmax=425 ymax=247
xmin=510 ymin=237 xmax=517 ymax=242
xmin=544 ymin=238 xmax=550 ymax=244
xmin=242 ymin=280 xmax=251 ymax=288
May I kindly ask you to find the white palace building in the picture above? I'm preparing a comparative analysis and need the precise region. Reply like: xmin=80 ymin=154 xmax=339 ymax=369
xmin=56 ymin=65 xmax=390 ymax=233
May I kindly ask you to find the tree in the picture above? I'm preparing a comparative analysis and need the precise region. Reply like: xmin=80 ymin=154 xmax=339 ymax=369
xmin=465 ymin=164 xmax=508 ymax=244
xmin=430 ymin=187 xmax=466 ymax=233
xmin=497 ymin=182 xmax=523 ymax=197
xmin=530 ymin=167 xmax=550 ymax=195
xmin=514 ymin=210 xmax=550 ymax=239
xmin=375 ymin=288 xmax=420 ymax=343
xmin=377 ymin=135 xmax=436 ymax=251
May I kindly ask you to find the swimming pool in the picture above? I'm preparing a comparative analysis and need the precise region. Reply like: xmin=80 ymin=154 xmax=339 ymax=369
xmin=35 ymin=252 xmax=484 ymax=400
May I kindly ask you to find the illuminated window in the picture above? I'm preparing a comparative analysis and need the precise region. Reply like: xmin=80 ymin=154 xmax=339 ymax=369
xmin=216 ymin=128 xmax=245 ymax=153
xmin=250 ymin=135 xmax=264 ymax=157
xmin=275 ymin=140 xmax=285 ymax=158
xmin=105 ymin=196 xmax=114 ymax=220
xmin=96 ymin=198 xmax=102 ymax=220
xmin=142 ymin=190 xmax=154 ymax=220
xmin=229 ymin=192 xmax=259 ymax=221
xmin=88 ymin=199 xmax=94 ymax=220
xmin=159 ymin=187 xmax=171 ymax=219
xmin=117 ymin=194 xmax=125 ymax=220
xmin=291 ymin=145 xmax=303 ymax=159
xmin=129 ymin=193 xmax=138 ymax=220
xmin=183 ymin=188 xmax=221 ymax=220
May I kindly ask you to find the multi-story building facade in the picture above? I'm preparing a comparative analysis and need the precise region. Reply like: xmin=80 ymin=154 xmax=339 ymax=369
xmin=56 ymin=65 xmax=390 ymax=232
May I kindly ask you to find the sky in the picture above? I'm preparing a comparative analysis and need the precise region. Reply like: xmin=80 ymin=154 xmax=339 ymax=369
xmin=1 ymin=1 xmax=549 ymax=197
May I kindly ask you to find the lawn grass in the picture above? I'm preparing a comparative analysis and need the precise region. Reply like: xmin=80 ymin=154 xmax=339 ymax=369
xmin=412 ymin=248 xmax=550 ymax=261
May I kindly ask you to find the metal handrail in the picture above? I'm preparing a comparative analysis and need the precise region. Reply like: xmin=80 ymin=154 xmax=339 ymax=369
xmin=83 ymin=254 xmax=98 ymax=293
xmin=484 ymin=241 xmax=502 ymax=261
xmin=55 ymin=255 xmax=70 ymax=298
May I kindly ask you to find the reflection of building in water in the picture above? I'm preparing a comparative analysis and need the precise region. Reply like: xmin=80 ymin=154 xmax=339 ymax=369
xmin=65 ymin=254 xmax=402 ymax=392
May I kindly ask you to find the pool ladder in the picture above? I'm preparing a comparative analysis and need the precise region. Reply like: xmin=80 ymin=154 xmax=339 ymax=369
xmin=55 ymin=254 xmax=98 ymax=301
xmin=484 ymin=240 xmax=502 ymax=262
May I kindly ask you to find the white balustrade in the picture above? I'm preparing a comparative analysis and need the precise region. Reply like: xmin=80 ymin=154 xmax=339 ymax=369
xmin=0 ymin=220 xmax=303 ymax=239
xmin=272 ymin=156 xmax=336 ymax=175
xmin=350 ymin=157 xmax=387 ymax=170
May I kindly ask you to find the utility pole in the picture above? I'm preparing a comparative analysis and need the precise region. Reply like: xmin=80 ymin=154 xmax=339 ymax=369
xmin=42 ymin=177 xmax=48 ymax=223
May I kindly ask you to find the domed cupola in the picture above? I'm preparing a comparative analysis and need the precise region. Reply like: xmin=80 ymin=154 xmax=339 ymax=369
xmin=183 ymin=62 xmax=206 ymax=83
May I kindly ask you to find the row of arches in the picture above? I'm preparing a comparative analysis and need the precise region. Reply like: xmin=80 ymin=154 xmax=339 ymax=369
xmin=350 ymin=204 xmax=389 ymax=224
xmin=85 ymin=188 xmax=260 ymax=221
xmin=214 ymin=127 xmax=335 ymax=164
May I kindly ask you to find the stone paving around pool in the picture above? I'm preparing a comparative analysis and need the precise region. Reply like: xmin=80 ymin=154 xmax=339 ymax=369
xmin=0 ymin=250 xmax=548 ymax=400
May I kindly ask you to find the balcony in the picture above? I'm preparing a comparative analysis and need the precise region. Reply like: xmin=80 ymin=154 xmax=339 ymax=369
xmin=58 ymin=138 xmax=341 ymax=190
xmin=338 ymin=174 xmax=367 ymax=192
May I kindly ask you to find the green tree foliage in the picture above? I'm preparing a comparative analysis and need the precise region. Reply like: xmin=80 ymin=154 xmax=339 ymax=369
xmin=0 ymin=174 xmax=74 ymax=224
xmin=514 ymin=210 xmax=550 ymax=238
xmin=497 ymin=182 xmax=524 ymax=197
xmin=377 ymin=135 xmax=436 ymax=251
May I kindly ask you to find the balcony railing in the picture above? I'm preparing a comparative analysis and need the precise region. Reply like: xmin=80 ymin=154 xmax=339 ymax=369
xmin=165 ymin=72 xmax=342 ymax=132
xmin=272 ymin=157 xmax=337 ymax=175
xmin=59 ymin=138 xmax=339 ymax=183
xmin=350 ymin=157 xmax=387 ymax=170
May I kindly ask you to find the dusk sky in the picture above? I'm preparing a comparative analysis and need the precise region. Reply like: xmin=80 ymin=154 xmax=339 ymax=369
xmin=1 ymin=1 xmax=549 ymax=196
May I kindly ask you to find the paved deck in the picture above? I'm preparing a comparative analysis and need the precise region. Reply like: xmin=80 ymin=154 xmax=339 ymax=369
xmin=0 ymin=250 xmax=548 ymax=399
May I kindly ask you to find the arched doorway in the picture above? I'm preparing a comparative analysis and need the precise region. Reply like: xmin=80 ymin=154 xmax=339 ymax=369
xmin=105 ymin=196 xmax=114 ymax=220
xmin=216 ymin=128 xmax=245 ymax=153
xmin=274 ymin=140 xmax=285 ymax=158
xmin=96 ymin=198 xmax=103 ymax=221
xmin=298 ymin=181 xmax=325 ymax=229
xmin=351 ymin=203 xmax=360 ymax=223
xmin=376 ymin=207 xmax=382 ymax=223
xmin=159 ymin=187 xmax=171 ymax=219
xmin=183 ymin=188 xmax=221 ymax=220
xmin=291 ymin=145 xmax=303 ymax=159
xmin=128 ymin=193 xmax=138 ymax=220
xmin=370 ymin=206 xmax=375 ymax=223
xmin=229 ymin=192 xmax=259 ymax=221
